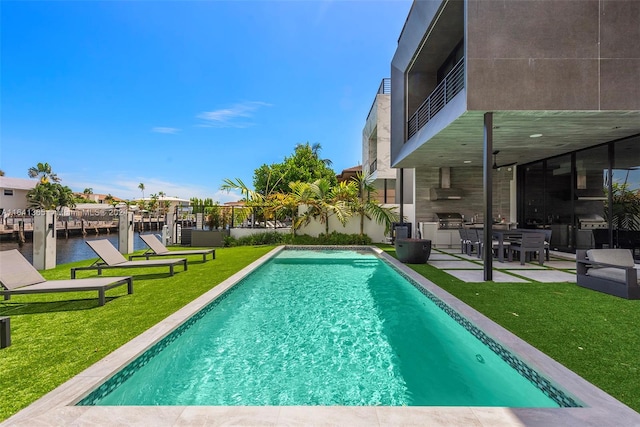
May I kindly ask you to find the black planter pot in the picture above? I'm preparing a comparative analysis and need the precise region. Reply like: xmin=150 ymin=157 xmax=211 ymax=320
xmin=395 ymin=238 xmax=432 ymax=264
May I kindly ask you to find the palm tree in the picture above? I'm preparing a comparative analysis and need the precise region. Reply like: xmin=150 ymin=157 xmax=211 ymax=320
xmin=0 ymin=169 xmax=5 ymax=176
xmin=149 ymin=193 xmax=159 ymax=215
xmin=27 ymin=184 xmax=57 ymax=209
xmin=310 ymin=142 xmax=332 ymax=167
xmin=221 ymin=178 xmax=267 ymax=225
xmin=157 ymin=191 xmax=170 ymax=215
xmin=27 ymin=183 xmax=76 ymax=210
xmin=82 ymin=188 xmax=93 ymax=200
xmin=221 ymin=178 xmax=265 ymax=204
xmin=348 ymin=172 xmax=399 ymax=236
xmin=27 ymin=162 xmax=60 ymax=184
xmin=138 ymin=183 xmax=145 ymax=199
xmin=295 ymin=142 xmax=333 ymax=167
xmin=57 ymin=185 xmax=76 ymax=209
xmin=293 ymin=178 xmax=350 ymax=235
xmin=25 ymin=163 xmax=75 ymax=210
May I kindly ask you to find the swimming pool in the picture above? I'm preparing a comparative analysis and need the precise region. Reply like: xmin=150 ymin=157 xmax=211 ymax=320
xmin=78 ymin=247 xmax=578 ymax=408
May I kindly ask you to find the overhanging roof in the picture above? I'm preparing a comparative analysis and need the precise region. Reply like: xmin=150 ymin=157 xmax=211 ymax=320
xmin=393 ymin=110 xmax=640 ymax=169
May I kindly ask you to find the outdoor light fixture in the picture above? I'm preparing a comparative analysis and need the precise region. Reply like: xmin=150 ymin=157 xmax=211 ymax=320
xmin=464 ymin=160 xmax=472 ymax=164
xmin=529 ymin=133 xmax=543 ymax=138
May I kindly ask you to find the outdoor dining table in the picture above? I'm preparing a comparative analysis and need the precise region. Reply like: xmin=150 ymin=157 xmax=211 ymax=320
xmin=491 ymin=229 xmax=524 ymax=262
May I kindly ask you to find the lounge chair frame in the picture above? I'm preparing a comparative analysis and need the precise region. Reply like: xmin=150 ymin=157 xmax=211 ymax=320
xmin=576 ymin=249 xmax=640 ymax=299
xmin=508 ymin=232 xmax=546 ymax=265
xmin=1 ymin=249 xmax=133 ymax=306
xmin=129 ymin=234 xmax=215 ymax=262
xmin=71 ymin=240 xmax=187 ymax=279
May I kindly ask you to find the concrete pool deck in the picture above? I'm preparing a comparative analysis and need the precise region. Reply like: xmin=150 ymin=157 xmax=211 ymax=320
xmin=4 ymin=246 xmax=640 ymax=426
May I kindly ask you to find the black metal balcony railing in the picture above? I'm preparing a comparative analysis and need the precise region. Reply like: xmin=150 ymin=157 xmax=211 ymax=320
xmin=366 ymin=78 xmax=391 ymax=121
xmin=378 ymin=78 xmax=391 ymax=95
xmin=407 ymin=58 xmax=464 ymax=139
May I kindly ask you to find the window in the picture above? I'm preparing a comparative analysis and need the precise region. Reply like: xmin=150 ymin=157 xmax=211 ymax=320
xmin=3 ymin=189 xmax=13 ymax=196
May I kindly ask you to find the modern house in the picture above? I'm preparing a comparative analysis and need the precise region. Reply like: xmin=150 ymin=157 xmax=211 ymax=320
xmin=137 ymin=196 xmax=191 ymax=215
xmin=390 ymin=0 xmax=640 ymax=263
xmin=75 ymin=193 xmax=124 ymax=204
xmin=363 ymin=78 xmax=415 ymax=234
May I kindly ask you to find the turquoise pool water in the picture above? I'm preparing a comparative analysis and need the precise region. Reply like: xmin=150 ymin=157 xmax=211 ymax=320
xmin=79 ymin=249 xmax=578 ymax=407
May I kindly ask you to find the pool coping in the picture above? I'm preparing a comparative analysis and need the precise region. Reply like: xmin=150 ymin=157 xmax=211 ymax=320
xmin=4 ymin=245 xmax=640 ymax=426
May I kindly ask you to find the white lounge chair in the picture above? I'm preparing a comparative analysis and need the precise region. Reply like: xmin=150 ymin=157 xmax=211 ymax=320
xmin=71 ymin=239 xmax=187 ymax=279
xmin=130 ymin=234 xmax=215 ymax=262
xmin=0 ymin=249 xmax=133 ymax=306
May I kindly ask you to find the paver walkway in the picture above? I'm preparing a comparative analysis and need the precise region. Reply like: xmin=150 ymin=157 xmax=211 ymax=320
xmin=428 ymin=248 xmax=577 ymax=283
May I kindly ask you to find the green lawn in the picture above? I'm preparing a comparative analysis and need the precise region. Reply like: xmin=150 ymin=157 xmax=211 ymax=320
xmin=1 ymin=245 xmax=638 ymax=421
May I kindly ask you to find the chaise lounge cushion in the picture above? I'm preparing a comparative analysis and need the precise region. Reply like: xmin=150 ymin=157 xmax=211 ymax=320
xmin=0 ymin=250 xmax=46 ymax=289
xmin=585 ymin=249 xmax=638 ymax=284
xmin=586 ymin=249 xmax=635 ymax=267
xmin=587 ymin=267 xmax=636 ymax=284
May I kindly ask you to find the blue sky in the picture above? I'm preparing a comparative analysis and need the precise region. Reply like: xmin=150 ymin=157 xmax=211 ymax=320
xmin=1 ymin=0 xmax=412 ymax=203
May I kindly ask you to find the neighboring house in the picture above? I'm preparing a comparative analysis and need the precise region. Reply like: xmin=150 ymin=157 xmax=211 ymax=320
xmin=336 ymin=165 xmax=362 ymax=184
xmin=390 ymin=0 xmax=640 ymax=254
xmin=362 ymin=78 xmax=415 ymax=232
xmin=76 ymin=193 xmax=124 ymax=204
xmin=0 ymin=176 xmax=37 ymax=214
xmin=137 ymin=196 xmax=191 ymax=215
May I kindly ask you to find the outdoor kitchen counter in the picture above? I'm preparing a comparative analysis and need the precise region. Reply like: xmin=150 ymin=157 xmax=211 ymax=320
xmin=419 ymin=223 xmax=460 ymax=248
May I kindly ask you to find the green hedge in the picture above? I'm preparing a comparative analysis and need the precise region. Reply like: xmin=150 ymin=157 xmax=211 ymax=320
xmin=223 ymin=231 xmax=372 ymax=247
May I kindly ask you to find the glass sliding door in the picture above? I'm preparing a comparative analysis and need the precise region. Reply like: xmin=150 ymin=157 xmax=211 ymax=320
xmin=546 ymin=155 xmax=573 ymax=250
xmin=518 ymin=134 xmax=639 ymax=255
xmin=575 ymin=145 xmax=609 ymax=249
xmin=612 ymin=136 xmax=640 ymax=258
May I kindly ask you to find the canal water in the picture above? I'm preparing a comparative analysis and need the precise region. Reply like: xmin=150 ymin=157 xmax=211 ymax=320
xmin=0 ymin=232 xmax=161 ymax=265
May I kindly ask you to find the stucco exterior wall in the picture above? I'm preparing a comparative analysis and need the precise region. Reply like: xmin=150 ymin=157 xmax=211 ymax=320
xmin=363 ymin=93 xmax=394 ymax=180
xmin=296 ymin=204 xmax=404 ymax=243
xmin=0 ymin=177 xmax=37 ymax=213
xmin=0 ymin=189 xmax=31 ymax=212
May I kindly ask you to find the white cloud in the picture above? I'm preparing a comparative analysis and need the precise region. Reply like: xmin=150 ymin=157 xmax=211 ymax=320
xmin=197 ymin=101 xmax=272 ymax=128
xmin=151 ymin=127 xmax=180 ymax=134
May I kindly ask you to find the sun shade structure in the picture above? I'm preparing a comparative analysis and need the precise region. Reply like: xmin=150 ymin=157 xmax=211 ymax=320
xmin=130 ymin=234 xmax=215 ymax=262
xmin=0 ymin=249 xmax=133 ymax=306
xmin=71 ymin=240 xmax=187 ymax=279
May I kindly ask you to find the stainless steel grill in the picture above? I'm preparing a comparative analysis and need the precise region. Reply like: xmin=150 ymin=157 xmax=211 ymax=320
xmin=578 ymin=214 xmax=607 ymax=229
xmin=435 ymin=212 xmax=463 ymax=229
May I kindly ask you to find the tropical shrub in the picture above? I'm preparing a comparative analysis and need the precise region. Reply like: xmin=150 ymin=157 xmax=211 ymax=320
xmin=223 ymin=231 xmax=372 ymax=247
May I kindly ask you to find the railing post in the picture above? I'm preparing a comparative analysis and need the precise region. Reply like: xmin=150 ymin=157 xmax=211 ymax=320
xmin=444 ymin=78 xmax=448 ymax=104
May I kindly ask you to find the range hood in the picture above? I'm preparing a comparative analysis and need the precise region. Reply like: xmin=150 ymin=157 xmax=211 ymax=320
xmin=575 ymin=189 xmax=607 ymax=201
xmin=429 ymin=167 xmax=464 ymax=200
xmin=574 ymin=188 xmax=607 ymax=201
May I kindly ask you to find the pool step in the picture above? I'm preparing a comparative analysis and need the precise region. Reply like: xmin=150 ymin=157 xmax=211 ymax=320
xmin=351 ymin=259 xmax=379 ymax=267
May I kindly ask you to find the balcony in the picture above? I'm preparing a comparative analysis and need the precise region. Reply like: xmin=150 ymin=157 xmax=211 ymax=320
xmin=407 ymin=58 xmax=464 ymax=139
xmin=366 ymin=78 xmax=391 ymax=122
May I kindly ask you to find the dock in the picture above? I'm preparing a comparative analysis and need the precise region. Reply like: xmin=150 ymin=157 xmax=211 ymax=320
xmin=0 ymin=216 xmax=195 ymax=242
